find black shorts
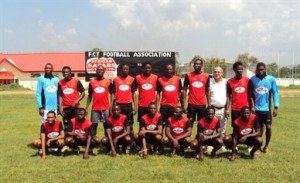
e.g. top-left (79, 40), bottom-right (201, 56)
top-left (138, 106), bottom-right (148, 123)
top-left (231, 110), bottom-right (241, 127)
top-left (239, 136), bottom-right (259, 146)
top-left (63, 107), bottom-right (78, 128)
top-left (202, 138), bottom-right (221, 146)
top-left (255, 111), bottom-right (272, 125)
top-left (145, 135), bottom-right (158, 144)
top-left (187, 104), bottom-right (206, 123)
top-left (160, 105), bottom-right (175, 123)
top-left (117, 103), bottom-right (134, 125)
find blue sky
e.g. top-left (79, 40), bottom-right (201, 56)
top-left (0, 0), bottom-right (299, 66)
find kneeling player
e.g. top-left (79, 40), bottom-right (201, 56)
top-left (190, 106), bottom-right (223, 161)
top-left (32, 111), bottom-right (65, 160)
top-left (134, 102), bottom-right (163, 158)
top-left (64, 108), bottom-right (101, 159)
top-left (224, 106), bottom-right (262, 161)
top-left (101, 104), bottom-right (131, 157)
top-left (162, 107), bottom-right (192, 156)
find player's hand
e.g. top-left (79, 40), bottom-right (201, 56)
top-left (225, 110), bottom-right (230, 119)
top-left (132, 108), bottom-right (136, 115)
top-left (139, 131), bottom-right (146, 137)
top-left (111, 149), bottom-right (117, 157)
top-left (46, 139), bottom-right (51, 146)
top-left (83, 153), bottom-right (89, 159)
top-left (239, 136), bottom-right (247, 143)
top-left (273, 109), bottom-right (278, 117)
top-left (173, 140), bottom-right (180, 149)
top-left (59, 108), bottom-right (65, 117)
top-left (183, 108), bottom-right (187, 114)
top-left (199, 134), bottom-right (208, 141)
top-left (39, 109), bottom-right (44, 117)
top-left (251, 107), bottom-right (255, 114)
top-left (113, 138), bottom-right (118, 146)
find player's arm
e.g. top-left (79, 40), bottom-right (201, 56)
top-left (40, 125), bottom-right (47, 160)
top-left (72, 81), bottom-right (85, 107)
top-left (144, 117), bottom-right (163, 135)
top-left (205, 76), bottom-right (211, 106)
top-left (104, 121), bottom-right (116, 156)
top-left (58, 84), bottom-right (64, 117)
top-left (156, 79), bottom-right (162, 111)
top-left (131, 79), bottom-right (137, 115)
top-left (175, 120), bottom-right (192, 141)
top-left (248, 80), bottom-right (255, 113)
top-left (178, 78), bottom-right (184, 110)
top-left (271, 78), bottom-right (279, 117)
top-left (240, 117), bottom-right (260, 142)
top-left (47, 123), bottom-right (65, 145)
top-left (229, 125), bottom-right (239, 160)
top-left (83, 123), bottom-right (96, 159)
top-left (85, 83), bottom-right (93, 111)
top-left (165, 120), bottom-right (176, 143)
top-left (110, 81), bottom-right (116, 111)
top-left (226, 82), bottom-right (232, 118)
top-left (36, 77), bottom-right (44, 116)
top-left (182, 74), bottom-right (189, 112)
top-left (115, 118), bottom-right (130, 141)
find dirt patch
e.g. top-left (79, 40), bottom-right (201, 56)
top-left (279, 89), bottom-right (300, 96)
top-left (0, 90), bottom-right (34, 95)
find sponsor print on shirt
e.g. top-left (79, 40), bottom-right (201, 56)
top-left (94, 87), bottom-right (105, 93)
top-left (112, 126), bottom-right (123, 132)
top-left (74, 129), bottom-right (86, 134)
top-left (142, 83), bottom-right (153, 90)
top-left (146, 125), bottom-right (157, 130)
top-left (165, 85), bottom-right (176, 92)
top-left (203, 129), bottom-right (213, 136)
top-left (240, 128), bottom-right (252, 135)
top-left (173, 127), bottom-right (184, 134)
top-left (63, 88), bottom-right (75, 95)
top-left (192, 81), bottom-right (203, 88)
top-left (119, 84), bottom-right (130, 91)
top-left (46, 85), bottom-right (57, 93)
top-left (234, 87), bottom-right (245, 93)
top-left (255, 87), bottom-right (269, 95)
top-left (47, 132), bottom-right (59, 139)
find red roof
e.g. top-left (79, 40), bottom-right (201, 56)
top-left (0, 71), bottom-right (14, 79)
top-left (0, 52), bottom-right (85, 72)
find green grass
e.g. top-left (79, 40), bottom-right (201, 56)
top-left (0, 83), bottom-right (30, 91)
top-left (0, 94), bottom-right (299, 183)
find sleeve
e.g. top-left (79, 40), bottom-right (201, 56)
top-left (104, 121), bottom-right (112, 129)
top-left (197, 122), bottom-right (203, 133)
top-left (111, 80), bottom-right (116, 94)
top-left (58, 82), bottom-right (62, 96)
top-left (109, 80), bottom-right (114, 94)
top-left (186, 120), bottom-right (191, 128)
top-left (183, 74), bottom-right (189, 88)
top-left (157, 116), bottom-right (163, 126)
top-left (88, 123), bottom-right (97, 136)
top-left (253, 116), bottom-right (260, 130)
top-left (40, 124), bottom-right (46, 134)
top-left (124, 117), bottom-right (130, 127)
top-left (165, 119), bottom-right (170, 127)
top-left (226, 82), bottom-right (232, 95)
top-left (35, 77), bottom-right (43, 108)
top-left (131, 78), bottom-right (137, 92)
top-left (59, 122), bottom-right (64, 131)
top-left (77, 80), bottom-right (85, 93)
top-left (88, 83), bottom-right (93, 95)
top-left (65, 122), bottom-right (73, 132)
top-left (178, 78), bottom-right (183, 93)
top-left (156, 79), bottom-right (162, 93)
top-left (232, 125), bottom-right (239, 137)
top-left (216, 120), bottom-right (221, 129)
top-left (271, 77), bottom-right (279, 108)
top-left (139, 118), bottom-right (146, 128)
top-left (205, 76), bottom-right (210, 93)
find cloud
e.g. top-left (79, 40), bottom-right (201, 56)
top-left (65, 28), bottom-right (77, 35)
top-left (72, 17), bottom-right (80, 22)
top-left (4, 28), bottom-right (13, 34)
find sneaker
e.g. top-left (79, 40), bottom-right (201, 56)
top-left (48, 148), bottom-right (58, 152)
top-left (247, 147), bottom-right (253, 153)
top-left (73, 147), bottom-right (80, 156)
top-left (262, 146), bottom-right (270, 154)
top-left (221, 146), bottom-right (228, 152)
top-left (61, 146), bottom-right (70, 153)
top-left (154, 150), bottom-right (161, 155)
top-left (38, 149), bottom-right (43, 155)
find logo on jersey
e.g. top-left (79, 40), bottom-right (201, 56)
top-left (74, 129), bottom-right (86, 134)
top-left (46, 85), bottom-right (57, 93)
top-left (165, 85), bottom-right (176, 91)
top-left (203, 129), bottom-right (214, 136)
top-left (119, 84), bottom-right (130, 91)
top-left (255, 87), bottom-right (268, 94)
top-left (47, 132), bottom-right (59, 139)
top-left (63, 88), bottom-right (74, 94)
top-left (173, 127), bottom-right (184, 134)
top-left (146, 124), bottom-right (157, 130)
top-left (234, 87), bottom-right (245, 93)
top-left (241, 128), bottom-right (252, 135)
top-left (112, 126), bottom-right (123, 132)
top-left (142, 83), bottom-right (153, 90)
top-left (192, 81), bottom-right (203, 88)
top-left (95, 87), bottom-right (105, 93)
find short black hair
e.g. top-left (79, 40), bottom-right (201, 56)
top-left (194, 57), bottom-right (204, 64)
top-left (240, 106), bottom-right (250, 113)
top-left (47, 110), bottom-right (56, 117)
top-left (62, 66), bottom-right (72, 73)
top-left (233, 61), bottom-right (243, 70)
top-left (142, 62), bottom-right (152, 68)
top-left (206, 106), bottom-right (215, 113)
top-left (76, 108), bottom-right (86, 114)
top-left (256, 62), bottom-right (266, 70)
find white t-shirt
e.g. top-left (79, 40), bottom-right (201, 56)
top-left (210, 78), bottom-right (227, 108)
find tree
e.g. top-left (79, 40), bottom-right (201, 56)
top-left (236, 53), bottom-right (259, 71)
top-left (203, 57), bottom-right (227, 75)
top-left (91, 48), bottom-right (101, 52)
top-left (188, 55), bottom-right (203, 66)
top-left (266, 62), bottom-right (279, 78)
top-left (279, 66), bottom-right (291, 78)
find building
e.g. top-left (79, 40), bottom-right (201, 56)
top-left (0, 52), bottom-right (88, 90)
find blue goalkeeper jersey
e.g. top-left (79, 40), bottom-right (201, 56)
top-left (250, 74), bottom-right (279, 112)
top-left (35, 75), bottom-right (59, 110)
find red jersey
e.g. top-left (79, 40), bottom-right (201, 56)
top-left (185, 72), bottom-right (209, 105)
top-left (59, 78), bottom-right (81, 108)
top-left (198, 117), bottom-right (219, 136)
top-left (136, 73), bottom-right (158, 107)
top-left (113, 75), bottom-right (135, 104)
top-left (89, 78), bottom-right (111, 110)
top-left (42, 120), bottom-right (61, 140)
top-left (167, 116), bottom-right (190, 138)
top-left (227, 77), bottom-right (250, 110)
top-left (70, 118), bottom-right (92, 139)
top-left (234, 114), bottom-right (256, 137)
top-left (158, 76), bottom-right (182, 107)
top-left (106, 114), bottom-right (127, 138)
top-left (141, 113), bottom-right (162, 131)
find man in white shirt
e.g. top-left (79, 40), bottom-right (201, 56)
top-left (210, 67), bottom-right (228, 138)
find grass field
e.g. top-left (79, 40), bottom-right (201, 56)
top-left (0, 91), bottom-right (299, 183)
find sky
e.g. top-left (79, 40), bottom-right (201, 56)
top-left (0, 0), bottom-right (299, 66)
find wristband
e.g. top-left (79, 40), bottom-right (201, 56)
top-left (210, 136), bottom-right (213, 140)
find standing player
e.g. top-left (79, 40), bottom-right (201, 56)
top-left (157, 64), bottom-right (183, 124)
top-left (135, 62), bottom-right (158, 129)
top-left (251, 62), bottom-right (279, 153)
top-left (32, 111), bottom-right (65, 160)
top-left (227, 61), bottom-right (253, 127)
top-left (183, 58), bottom-right (210, 127)
top-left (134, 102), bottom-right (163, 158)
top-left (162, 107), bottom-right (192, 156)
top-left (101, 104), bottom-right (131, 156)
top-left (36, 63), bottom-right (59, 122)
top-left (111, 63), bottom-right (137, 151)
top-left (190, 107), bottom-right (223, 161)
top-left (64, 108), bottom-right (101, 159)
top-left (224, 106), bottom-right (262, 161)
top-left (86, 65), bottom-right (113, 135)
top-left (58, 66), bottom-right (85, 129)
top-left (210, 66), bottom-right (228, 138)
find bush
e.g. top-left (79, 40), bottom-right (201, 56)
top-left (0, 83), bottom-right (30, 91)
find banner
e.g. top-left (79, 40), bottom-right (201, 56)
top-left (85, 51), bottom-right (176, 81)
